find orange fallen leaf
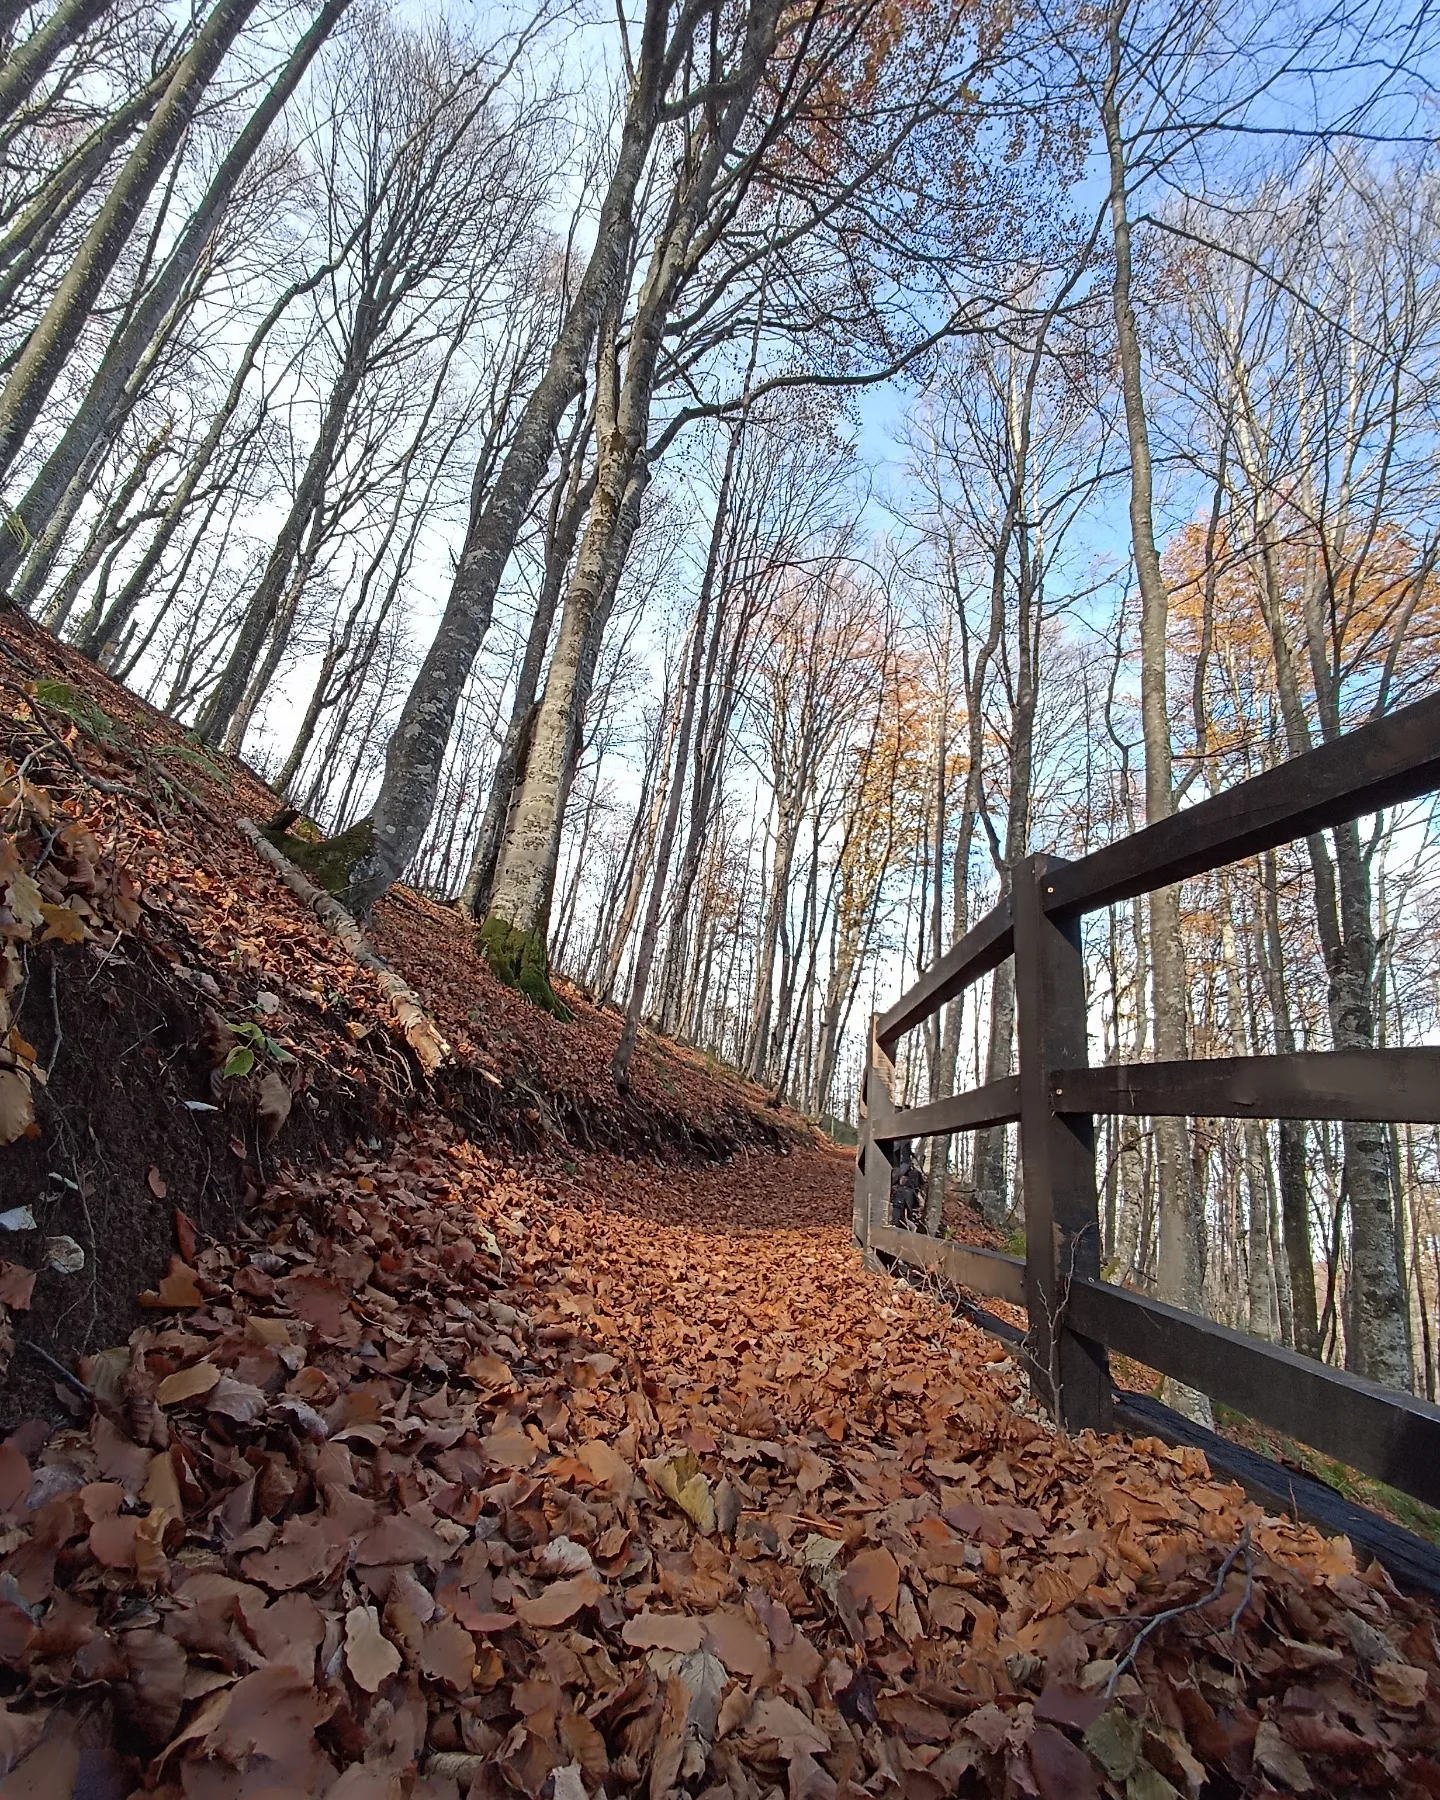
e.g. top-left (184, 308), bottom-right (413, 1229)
top-left (513, 1575), bottom-right (604, 1629)
top-left (156, 1361), bottom-right (220, 1406)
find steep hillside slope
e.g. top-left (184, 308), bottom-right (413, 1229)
top-left (0, 611), bottom-right (1438, 1797)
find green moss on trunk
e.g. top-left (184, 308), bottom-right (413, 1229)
top-left (476, 915), bottom-right (571, 1020)
top-left (261, 817), bottom-right (374, 898)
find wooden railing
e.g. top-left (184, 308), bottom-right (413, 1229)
top-left (855, 689), bottom-right (1440, 1511)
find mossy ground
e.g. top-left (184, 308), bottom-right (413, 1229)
top-left (261, 817), bottom-right (374, 897)
top-left (476, 914), bottom-right (571, 1020)
top-left (1212, 1401), bottom-right (1440, 1544)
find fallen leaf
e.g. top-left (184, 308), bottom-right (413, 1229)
top-left (419, 1617), bottom-right (477, 1691)
top-left (482, 1425), bottom-right (538, 1471)
top-left (147, 1165), bottom-right (167, 1199)
top-left (155, 1360), bottom-right (220, 1406)
top-left (0, 1266), bottom-right (33, 1310)
top-left (622, 1611), bottom-right (705, 1652)
top-left (841, 1546), bottom-right (899, 1615)
top-left (703, 1607), bottom-right (770, 1676)
top-left (1254, 1720), bottom-right (1314, 1793)
top-left (0, 1072), bottom-right (33, 1147)
top-left (138, 1257), bottom-right (202, 1309)
top-left (1373, 1661), bottom-right (1428, 1708)
top-left (344, 1604), bottom-right (401, 1692)
top-left (513, 1575), bottom-right (604, 1629)
top-left (644, 1449), bottom-right (716, 1533)
top-left (257, 1070), bottom-right (291, 1141)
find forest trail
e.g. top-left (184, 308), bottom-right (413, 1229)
top-left (1, 612), bottom-right (1440, 1793)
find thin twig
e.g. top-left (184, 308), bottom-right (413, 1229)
top-left (20, 1339), bottom-right (93, 1403)
top-left (45, 960), bottom-right (61, 1077)
top-left (3, 682), bottom-right (158, 815)
top-left (1105, 1526), bottom-right (1253, 1698)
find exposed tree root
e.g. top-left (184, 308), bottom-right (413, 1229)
top-left (239, 818), bottom-right (451, 1074)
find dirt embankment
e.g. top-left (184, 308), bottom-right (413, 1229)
top-left (0, 609), bottom-right (815, 1429)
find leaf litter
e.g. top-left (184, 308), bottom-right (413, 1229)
top-left (0, 616), bottom-right (1438, 1792)
top-left (0, 1128), bottom-right (1430, 1794)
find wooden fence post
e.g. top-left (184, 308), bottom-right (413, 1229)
top-left (1013, 854), bottom-right (1112, 1433)
top-left (855, 1014), bottom-right (899, 1269)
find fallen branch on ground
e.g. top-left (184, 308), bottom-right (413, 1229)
top-left (238, 818), bottom-right (450, 1076)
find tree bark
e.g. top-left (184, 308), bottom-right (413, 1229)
top-left (611, 430), bottom-right (736, 1090)
top-left (0, 0), bottom-right (261, 489)
top-left (0, 0), bottom-right (351, 586)
top-left (1103, 6), bottom-right (1210, 1423)
top-left (347, 0), bottom-right (682, 913)
top-left (460, 435), bottom-right (594, 916)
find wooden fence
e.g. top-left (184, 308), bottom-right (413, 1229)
top-left (855, 689), bottom-right (1440, 1511)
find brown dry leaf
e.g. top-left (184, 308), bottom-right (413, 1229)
top-left (241, 1515), bottom-right (343, 1592)
top-left (513, 1575), bottom-right (604, 1629)
top-left (251, 1592), bottom-right (325, 1674)
top-left (196, 1663), bottom-right (335, 1767)
top-left (0, 1071), bottom-right (33, 1147)
top-left (1254, 1720), bottom-right (1314, 1792)
top-left (88, 1513), bottom-right (139, 1569)
top-left (578, 1438), bottom-right (633, 1499)
top-left (146, 1165), bottom-right (167, 1198)
top-left (1372, 1661), bottom-right (1428, 1708)
top-left (841, 1546), bottom-right (899, 1615)
top-left (644, 1449), bottom-right (716, 1534)
top-left (139, 1257), bottom-right (203, 1309)
top-left (134, 1509), bottom-right (170, 1588)
top-left (344, 1603), bottom-right (401, 1693)
top-left (140, 1455), bottom-right (182, 1521)
top-left (703, 1608), bottom-right (770, 1676)
top-left (464, 1350), bottom-right (512, 1389)
top-left (419, 1617), bottom-right (476, 1691)
top-left (622, 1612), bottom-right (705, 1652)
top-left (743, 1695), bottom-right (829, 1759)
top-left (0, 1739), bottom-right (80, 1798)
top-left (1028, 1723), bottom-right (1101, 1800)
top-left (155, 1360), bottom-right (220, 1406)
top-left (483, 1424), bottom-right (538, 1470)
top-left (0, 1266), bottom-right (33, 1311)
top-left (205, 1375), bottom-right (268, 1422)
top-left (37, 902), bottom-right (86, 944)
top-left (257, 1069), bottom-right (291, 1141)
top-left (279, 1271), bottom-right (349, 1337)
top-left (0, 1446), bottom-right (29, 1516)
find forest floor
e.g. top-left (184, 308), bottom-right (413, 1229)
top-left (1, 606), bottom-right (1440, 1796)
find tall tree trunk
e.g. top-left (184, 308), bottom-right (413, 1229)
top-left (0, 0), bottom-right (351, 584)
top-left (77, 264), bottom-right (324, 660)
top-left (1258, 850), bottom-right (1320, 1354)
top-left (612, 459), bottom-right (732, 1089)
top-left (0, 0), bottom-right (114, 130)
top-left (348, 0), bottom-right (682, 912)
top-left (460, 437), bottom-right (594, 917)
top-left (1103, 7), bottom-right (1210, 1423)
top-left (194, 353), bottom-right (362, 745)
top-left (0, 0), bottom-right (261, 489)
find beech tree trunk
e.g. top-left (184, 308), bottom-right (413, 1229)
top-left (1103, 7), bottom-right (1210, 1423)
top-left (347, 0), bottom-right (680, 913)
top-left (0, 0), bottom-right (351, 587)
top-left (0, 0), bottom-right (261, 490)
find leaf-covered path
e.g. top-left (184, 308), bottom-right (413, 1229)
top-left (2, 614), bottom-right (1440, 1794)
top-left (3, 1124), bottom-right (1438, 1794)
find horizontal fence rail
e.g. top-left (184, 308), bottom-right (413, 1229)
top-left (855, 685), bottom-right (1440, 1511)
